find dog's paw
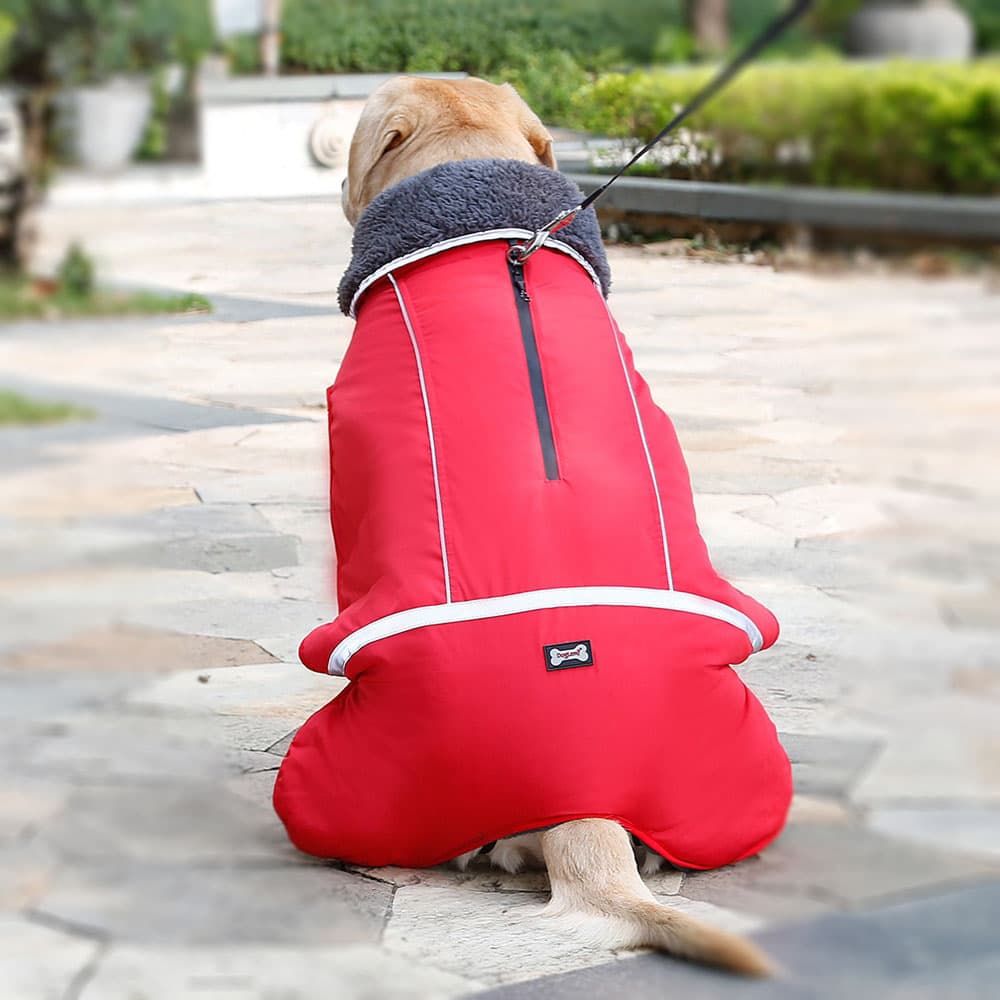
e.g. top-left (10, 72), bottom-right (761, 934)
top-left (638, 846), bottom-right (667, 876)
top-left (451, 848), bottom-right (483, 871)
top-left (488, 833), bottom-right (545, 873)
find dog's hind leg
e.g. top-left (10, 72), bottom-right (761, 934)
top-left (541, 819), bottom-right (775, 976)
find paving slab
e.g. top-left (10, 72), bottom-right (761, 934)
top-left (109, 421), bottom-right (330, 479)
top-left (384, 884), bottom-right (626, 986)
top-left (0, 481), bottom-right (198, 520)
top-left (31, 862), bottom-right (391, 946)
top-left (786, 795), bottom-right (852, 826)
top-left (191, 469), bottom-right (330, 505)
top-left (253, 632), bottom-right (317, 663)
top-left (349, 863), bottom-right (552, 895)
top-left (851, 694), bottom-right (1000, 803)
top-left (732, 643), bottom-right (849, 735)
top-left (96, 502), bottom-right (302, 574)
top-left (1, 565), bottom-right (292, 616)
top-left (120, 595), bottom-right (331, 647)
top-left (16, 708), bottom-right (233, 785)
top-left (0, 840), bottom-right (61, 910)
top-left (476, 881), bottom-right (1000, 999)
top-left (710, 542), bottom-right (873, 592)
top-left (680, 822), bottom-right (999, 915)
top-left (2, 626), bottom-right (278, 672)
top-left (80, 943), bottom-right (478, 1000)
top-left (38, 780), bottom-right (294, 866)
top-left (125, 662), bottom-right (343, 750)
top-left (0, 669), bottom-right (137, 720)
top-left (0, 915), bottom-right (101, 1000)
top-left (0, 777), bottom-right (68, 846)
top-left (780, 733), bottom-right (884, 799)
top-left (384, 882), bottom-right (764, 989)
top-left (0, 376), bottom-right (304, 472)
top-left (868, 806), bottom-right (1000, 860)
top-left (1, 509), bottom-right (300, 577)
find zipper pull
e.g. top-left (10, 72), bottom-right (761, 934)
top-left (510, 262), bottom-right (531, 303)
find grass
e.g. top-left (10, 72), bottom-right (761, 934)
top-left (0, 276), bottom-right (211, 321)
top-left (0, 389), bottom-right (95, 427)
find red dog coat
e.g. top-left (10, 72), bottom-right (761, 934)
top-left (273, 161), bottom-right (792, 870)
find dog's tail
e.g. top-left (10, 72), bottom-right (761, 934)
top-left (540, 819), bottom-right (774, 977)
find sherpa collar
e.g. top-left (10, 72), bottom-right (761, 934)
top-left (338, 159), bottom-right (611, 316)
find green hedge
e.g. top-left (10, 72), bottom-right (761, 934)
top-left (566, 60), bottom-right (1000, 195)
top-left (279, 0), bottom-right (998, 77)
top-left (281, 0), bottom-right (677, 75)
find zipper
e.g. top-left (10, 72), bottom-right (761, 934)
top-left (507, 248), bottom-right (560, 481)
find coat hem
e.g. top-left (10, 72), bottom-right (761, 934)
top-left (327, 585), bottom-right (765, 675)
top-left (291, 809), bottom-right (789, 873)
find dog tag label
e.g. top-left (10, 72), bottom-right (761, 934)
top-left (544, 640), bottom-right (594, 671)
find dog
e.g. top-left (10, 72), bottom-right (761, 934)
top-left (273, 76), bottom-right (791, 977)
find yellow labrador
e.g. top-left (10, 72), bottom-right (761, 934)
top-left (341, 76), bottom-right (554, 226)
top-left (337, 74), bottom-right (773, 978)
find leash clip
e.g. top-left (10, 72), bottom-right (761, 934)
top-left (507, 206), bottom-right (580, 265)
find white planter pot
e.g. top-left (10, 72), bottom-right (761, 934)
top-left (71, 78), bottom-right (153, 172)
top-left (212, 0), bottom-right (264, 39)
top-left (847, 1), bottom-right (974, 60)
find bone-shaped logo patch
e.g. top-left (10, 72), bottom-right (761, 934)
top-left (549, 643), bottom-right (589, 666)
top-left (543, 639), bottom-right (594, 671)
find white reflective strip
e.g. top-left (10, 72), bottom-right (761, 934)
top-left (604, 301), bottom-right (674, 590)
top-left (328, 586), bottom-right (763, 674)
top-left (350, 229), bottom-right (600, 317)
top-left (389, 273), bottom-right (452, 604)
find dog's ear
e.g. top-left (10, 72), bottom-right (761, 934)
top-left (526, 123), bottom-right (556, 169)
top-left (357, 110), bottom-right (415, 181)
top-left (505, 84), bottom-right (556, 169)
top-left (344, 104), bottom-right (416, 225)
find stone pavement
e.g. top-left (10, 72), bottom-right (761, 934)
top-left (2, 195), bottom-right (998, 999)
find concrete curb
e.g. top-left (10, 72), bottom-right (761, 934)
top-left (198, 72), bottom-right (467, 104)
top-left (562, 172), bottom-right (1000, 241)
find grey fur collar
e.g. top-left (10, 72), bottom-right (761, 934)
top-left (338, 159), bottom-right (610, 315)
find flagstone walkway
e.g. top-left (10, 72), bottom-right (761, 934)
top-left (2, 195), bottom-right (998, 999)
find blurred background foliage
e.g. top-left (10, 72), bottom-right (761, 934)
top-left (0, 1), bottom-right (214, 86)
top-left (574, 60), bottom-right (1000, 194)
top-left (0, 1), bottom-right (997, 200)
top-left (274, 0), bottom-right (998, 194)
top-left (278, 0), bottom-right (999, 80)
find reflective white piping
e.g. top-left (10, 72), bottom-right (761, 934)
top-left (389, 273), bottom-right (452, 603)
top-left (604, 302), bottom-right (674, 590)
top-left (327, 586), bottom-right (763, 674)
top-left (350, 229), bottom-right (600, 318)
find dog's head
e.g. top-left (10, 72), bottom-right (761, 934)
top-left (342, 76), bottom-right (556, 227)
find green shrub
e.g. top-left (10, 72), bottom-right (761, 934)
top-left (965, 0), bottom-right (1000, 52)
top-left (569, 59), bottom-right (1000, 195)
top-left (0, 389), bottom-right (93, 426)
top-left (281, 0), bottom-right (681, 75)
top-left (0, 12), bottom-right (14, 75)
top-left (136, 68), bottom-right (170, 160)
top-left (495, 51), bottom-right (592, 126)
top-left (56, 242), bottom-right (95, 297)
top-left (224, 32), bottom-right (262, 75)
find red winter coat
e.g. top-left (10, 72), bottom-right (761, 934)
top-left (274, 162), bottom-right (791, 871)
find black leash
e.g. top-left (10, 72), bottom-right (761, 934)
top-left (509, 0), bottom-right (814, 264)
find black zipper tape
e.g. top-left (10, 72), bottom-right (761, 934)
top-left (507, 251), bottom-right (560, 481)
